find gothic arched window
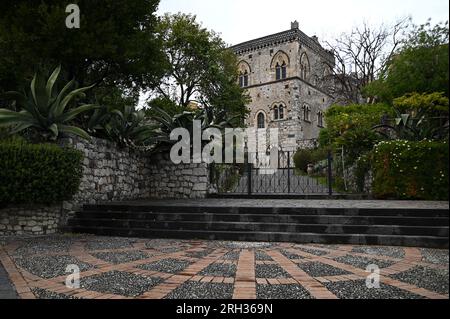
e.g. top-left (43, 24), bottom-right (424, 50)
top-left (300, 53), bottom-right (310, 81)
top-left (302, 104), bottom-right (311, 122)
top-left (239, 70), bottom-right (249, 87)
top-left (279, 105), bottom-right (284, 119)
top-left (257, 112), bottom-right (266, 128)
top-left (238, 61), bottom-right (251, 87)
top-left (273, 106), bottom-right (279, 120)
top-left (276, 63), bottom-right (281, 80)
top-left (317, 111), bottom-right (324, 127)
top-left (271, 51), bottom-right (289, 81)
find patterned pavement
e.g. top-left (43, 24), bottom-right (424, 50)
top-left (0, 235), bottom-right (448, 299)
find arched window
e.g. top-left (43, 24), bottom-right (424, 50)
top-left (281, 62), bottom-right (287, 79)
top-left (279, 105), bottom-right (284, 119)
top-left (276, 63), bottom-right (281, 81)
top-left (302, 104), bottom-right (311, 122)
top-left (238, 61), bottom-right (251, 87)
top-left (300, 53), bottom-right (310, 81)
top-left (239, 70), bottom-right (249, 87)
top-left (272, 104), bottom-right (285, 121)
top-left (317, 111), bottom-right (324, 127)
top-left (273, 106), bottom-right (279, 121)
top-left (271, 51), bottom-right (289, 81)
top-left (257, 112), bottom-right (265, 129)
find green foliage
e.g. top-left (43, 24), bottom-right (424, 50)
top-left (153, 13), bottom-right (249, 123)
top-left (102, 104), bottom-right (157, 148)
top-left (393, 92), bottom-right (449, 115)
top-left (372, 140), bottom-right (449, 200)
top-left (364, 21), bottom-right (449, 102)
top-left (373, 93), bottom-right (449, 141)
top-left (148, 105), bottom-right (239, 153)
top-left (0, 65), bottom-right (98, 141)
top-left (324, 103), bottom-right (394, 164)
top-left (0, 139), bottom-right (83, 204)
top-left (294, 148), bottom-right (329, 173)
top-left (0, 0), bottom-right (165, 97)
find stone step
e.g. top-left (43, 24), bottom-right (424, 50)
top-left (65, 225), bottom-right (449, 248)
top-left (68, 218), bottom-right (449, 237)
top-left (82, 205), bottom-right (449, 217)
top-left (73, 211), bottom-right (449, 227)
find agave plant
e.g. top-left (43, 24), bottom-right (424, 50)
top-left (147, 105), bottom-right (240, 153)
top-left (0, 66), bottom-right (99, 141)
top-left (103, 104), bottom-right (159, 147)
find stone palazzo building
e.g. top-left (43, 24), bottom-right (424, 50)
top-left (231, 21), bottom-right (335, 152)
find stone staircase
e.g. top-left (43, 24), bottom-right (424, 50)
top-left (65, 202), bottom-right (449, 248)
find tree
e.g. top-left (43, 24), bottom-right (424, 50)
top-left (364, 20), bottom-right (449, 102)
top-left (324, 19), bottom-right (409, 104)
top-left (0, 0), bottom-right (165, 99)
top-left (148, 13), bottom-right (249, 124)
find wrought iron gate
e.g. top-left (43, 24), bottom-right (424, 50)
top-left (210, 150), bottom-right (333, 196)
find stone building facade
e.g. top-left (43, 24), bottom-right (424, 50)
top-left (231, 21), bottom-right (335, 152)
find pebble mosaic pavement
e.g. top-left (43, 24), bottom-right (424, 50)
top-left (0, 235), bottom-right (448, 299)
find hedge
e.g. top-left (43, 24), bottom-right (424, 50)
top-left (372, 140), bottom-right (449, 200)
top-left (0, 139), bottom-right (83, 204)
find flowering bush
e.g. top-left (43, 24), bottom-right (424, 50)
top-left (372, 140), bottom-right (449, 200)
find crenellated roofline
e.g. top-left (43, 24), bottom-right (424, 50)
top-left (230, 28), bottom-right (334, 64)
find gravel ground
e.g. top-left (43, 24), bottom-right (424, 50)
top-left (255, 250), bottom-right (273, 261)
top-left (14, 255), bottom-right (95, 279)
top-left (420, 249), bottom-right (449, 265)
top-left (222, 250), bottom-right (241, 260)
top-left (92, 250), bottom-right (150, 264)
top-left (324, 280), bottom-right (424, 299)
top-left (391, 266), bottom-right (449, 294)
top-left (352, 246), bottom-right (405, 259)
top-left (209, 241), bottom-right (273, 249)
top-left (333, 255), bottom-right (397, 270)
top-left (138, 258), bottom-right (192, 274)
top-left (257, 284), bottom-right (313, 299)
top-left (31, 288), bottom-right (78, 299)
top-left (85, 238), bottom-right (135, 251)
top-left (81, 271), bottom-right (162, 297)
top-left (13, 236), bottom-right (73, 256)
top-left (145, 239), bottom-right (187, 248)
top-left (297, 262), bottom-right (352, 277)
top-left (155, 246), bottom-right (185, 253)
top-left (294, 247), bottom-right (329, 256)
top-left (280, 250), bottom-right (304, 260)
top-left (164, 282), bottom-right (234, 299)
top-left (256, 264), bottom-right (291, 279)
top-left (199, 263), bottom-right (237, 277)
top-left (186, 249), bottom-right (215, 259)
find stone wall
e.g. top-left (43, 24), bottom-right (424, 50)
top-left (0, 206), bottom-right (62, 236)
top-left (1, 136), bottom-right (210, 236)
top-left (61, 136), bottom-right (209, 211)
top-left (146, 154), bottom-right (210, 199)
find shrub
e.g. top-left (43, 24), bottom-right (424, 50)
top-left (294, 149), bottom-right (314, 173)
top-left (0, 139), bottom-right (83, 204)
top-left (294, 148), bottom-right (329, 173)
top-left (372, 140), bottom-right (449, 200)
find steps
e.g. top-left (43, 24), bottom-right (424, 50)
top-left (65, 203), bottom-right (450, 248)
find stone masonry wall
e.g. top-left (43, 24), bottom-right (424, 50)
top-left (0, 206), bottom-right (62, 236)
top-left (61, 136), bottom-right (209, 212)
top-left (1, 136), bottom-right (209, 236)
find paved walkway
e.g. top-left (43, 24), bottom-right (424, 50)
top-left (111, 199), bottom-right (449, 210)
top-left (0, 235), bottom-right (448, 299)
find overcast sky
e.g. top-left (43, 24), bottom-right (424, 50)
top-left (157, 0), bottom-right (449, 45)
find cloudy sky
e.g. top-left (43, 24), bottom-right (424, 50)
top-left (157, 0), bottom-right (449, 45)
